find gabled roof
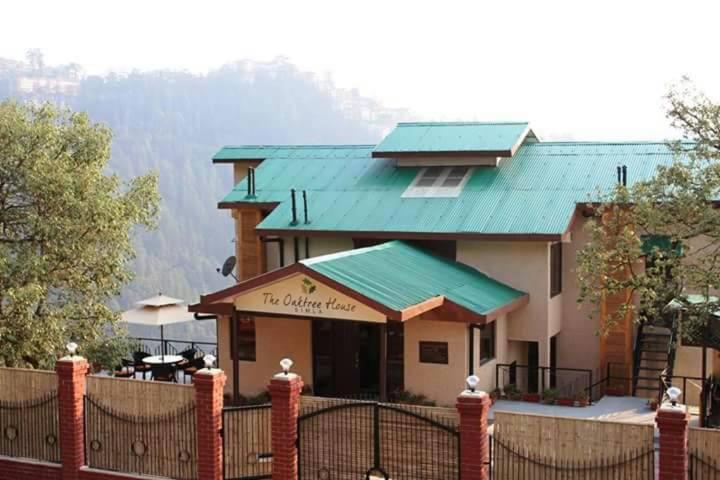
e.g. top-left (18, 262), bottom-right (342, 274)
top-left (217, 141), bottom-right (678, 237)
top-left (189, 241), bottom-right (528, 322)
top-left (372, 121), bottom-right (532, 157)
top-left (303, 241), bottom-right (527, 316)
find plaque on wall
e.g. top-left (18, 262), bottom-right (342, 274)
top-left (419, 341), bottom-right (449, 364)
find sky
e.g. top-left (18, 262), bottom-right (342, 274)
top-left (2, 0), bottom-right (720, 141)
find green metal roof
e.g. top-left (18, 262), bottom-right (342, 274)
top-left (213, 145), bottom-right (374, 162)
top-left (218, 141), bottom-right (678, 236)
top-left (372, 122), bottom-right (530, 155)
top-left (302, 241), bottom-right (526, 316)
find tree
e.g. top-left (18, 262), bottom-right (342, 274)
top-left (577, 78), bottom-right (720, 339)
top-left (0, 101), bottom-right (159, 368)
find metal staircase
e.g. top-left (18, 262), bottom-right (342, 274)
top-left (632, 323), bottom-right (674, 398)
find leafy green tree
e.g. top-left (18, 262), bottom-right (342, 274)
top-left (0, 101), bottom-right (159, 368)
top-left (577, 79), bottom-right (720, 339)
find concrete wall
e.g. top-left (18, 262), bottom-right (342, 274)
top-left (458, 241), bottom-right (554, 368)
top-left (218, 314), bottom-right (313, 397)
top-left (403, 317), bottom-right (468, 407)
top-left (558, 216), bottom-right (602, 373)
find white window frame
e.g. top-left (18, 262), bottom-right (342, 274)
top-left (402, 166), bottom-right (474, 198)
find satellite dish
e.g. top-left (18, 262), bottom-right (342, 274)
top-left (220, 256), bottom-right (237, 277)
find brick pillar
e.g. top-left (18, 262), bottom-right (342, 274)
top-left (56, 356), bottom-right (88, 480)
top-left (194, 368), bottom-right (227, 480)
top-left (268, 372), bottom-right (303, 480)
top-left (656, 402), bottom-right (690, 480)
top-left (456, 389), bottom-right (491, 480)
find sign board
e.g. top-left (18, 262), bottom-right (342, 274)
top-left (234, 273), bottom-right (387, 323)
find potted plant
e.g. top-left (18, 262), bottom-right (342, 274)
top-left (542, 388), bottom-right (559, 405)
top-left (490, 388), bottom-right (502, 404)
top-left (574, 391), bottom-right (589, 407)
top-left (647, 398), bottom-right (659, 411)
top-left (522, 392), bottom-right (541, 403)
top-left (504, 384), bottom-right (522, 401)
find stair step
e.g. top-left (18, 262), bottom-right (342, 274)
top-left (641, 348), bottom-right (667, 353)
top-left (634, 385), bottom-right (659, 390)
top-left (638, 367), bottom-right (664, 372)
top-left (636, 376), bottom-right (661, 381)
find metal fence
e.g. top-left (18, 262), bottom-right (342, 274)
top-left (222, 404), bottom-right (272, 480)
top-left (489, 436), bottom-right (655, 479)
top-left (297, 398), bottom-right (459, 480)
top-left (690, 451), bottom-right (720, 479)
top-left (496, 363), bottom-right (593, 401)
top-left (84, 394), bottom-right (197, 480)
top-left (0, 391), bottom-right (60, 463)
top-left (134, 337), bottom-right (217, 357)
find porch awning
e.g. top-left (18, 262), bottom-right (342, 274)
top-left (190, 241), bottom-right (528, 323)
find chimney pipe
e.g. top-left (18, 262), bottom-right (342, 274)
top-left (250, 167), bottom-right (256, 196)
top-left (290, 189), bottom-right (298, 225)
top-left (622, 165), bottom-right (627, 187)
top-left (303, 190), bottom-right (309, 224)
top-left (247, 168), bottom-right (253, 197)
top-left (616, 165), bottom-right (622, 184)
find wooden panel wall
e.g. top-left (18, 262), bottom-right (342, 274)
top-left (0, 368), bottom-right (57, 402)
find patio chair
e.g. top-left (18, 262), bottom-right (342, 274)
top-left (113, 359), bottom-right (135, 378)
top-left (176, 347), bottom-right (197, 369)
top-left (181, 357), bottom-right (206, 383)
top-left (150, 364), bottom-right (177, 383)
top-left (132, 351), bottom-right (152, 380)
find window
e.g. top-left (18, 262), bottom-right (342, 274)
top-left (479, 323), bottom-right (496, 364)
top-left (402, 166), bottom-right (473, 198)
top-left (419, 341), bottom-right (449, 364)
top-left (234, 315), bottom-right (256, 361)
top-left (550, 242), bottom-right (562, 297)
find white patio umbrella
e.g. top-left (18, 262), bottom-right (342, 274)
top-left (121, 294), bottom-right (193, 359)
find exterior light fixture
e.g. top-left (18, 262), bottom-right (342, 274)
top-left (466, 375), bottom-right (480, 393)
top-left (667, 387), bottom-right (682, 406)
top-left (280, 358), bottom-right (294, 375)
top-left (66, 342), bottom-right (78, 356)
top-left (203, 354), bottom-right (216, 369)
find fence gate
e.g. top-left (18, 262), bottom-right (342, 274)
top-left (297, 401), bottom-right (459, 480)
top-left (222, 404), bottom-right (272, 480)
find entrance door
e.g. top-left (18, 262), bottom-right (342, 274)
top-left (312, 320), bottom-right (382, 398)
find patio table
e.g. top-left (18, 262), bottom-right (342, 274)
top-left (142, 354), bottom-right (183, 365)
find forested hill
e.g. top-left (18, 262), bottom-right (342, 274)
top-left (0, 56), bottom-right (407, 340)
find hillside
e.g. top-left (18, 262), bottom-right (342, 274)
top-left (0, 55), bottom-right (408, 341)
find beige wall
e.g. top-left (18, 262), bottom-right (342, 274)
top-left (558, 216), bottom-right (602, 373)
top-left (458, 240), bottom-right (553, 367)
top-left (218, 314), bottom-right (313, 397)
top-left (403, 317), bottom-right (468, 407)
top-left (266, 236), bottom-right (354, 271)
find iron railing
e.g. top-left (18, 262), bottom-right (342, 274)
top-left (84, 394), bottom-right (197, 480)
top-left (222, 404), bottom-right (272, 480)
top-left (632, 320), bottom-right (646, 396)
top-left (495, 363), bottom-right (593, 402)
top-left (489, 436), bottom-right (655, 479)
top-left (690, 449), bottom-right (720, 479)
top-left (297, 399), bottom-right (459, 480)
top-left (0, 391), bottom-right (60, 463)
top-left (586, 362), bottom-right (633, 402)
top-left (133, 337), bottom-right (217, 357)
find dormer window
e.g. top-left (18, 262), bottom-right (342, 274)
top-left (402, 166), bottom-right (473, 198)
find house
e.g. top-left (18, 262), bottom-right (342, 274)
top-left (190, 121), bottom-right (720, 406)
